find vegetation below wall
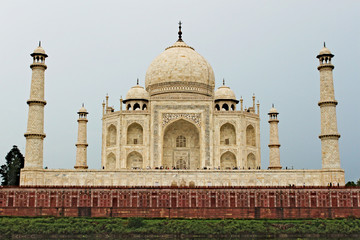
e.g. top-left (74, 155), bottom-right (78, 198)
top-left (0, 217), bottom-right (360, 239)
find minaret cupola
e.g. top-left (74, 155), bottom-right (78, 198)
top-left (317, 42), bottom-right (334, 67)
top-left (31, 41), bottom-right (48, 67)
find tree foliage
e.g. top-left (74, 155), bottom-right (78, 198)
top-left (345, 179), bottom-right (360, 187)
top-left (0, 145), bottom-right (24, 186)
top-left (0, 217), bottom-right (360, 237)
top-left (345, 181), bottom-right (356, 187)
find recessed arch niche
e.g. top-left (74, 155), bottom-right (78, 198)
top-left (246, 125), bottom-right (256, 146)
top-left (106, 153), bottom-right (116, 169)
top-left (106, 125), bottom-right (117, 146)
top-left (220, 151), bottom-right (236, 169)
top-left (127, 123), bottom-right (143, 145)
top-left (220, 123), bottom-right (236, 145)
top-left (127, 151), bottom-right (143, 169)
top-left (247, 153), bottom-right (256, 169)
top-left (162, 119), bottom-right (200, 169)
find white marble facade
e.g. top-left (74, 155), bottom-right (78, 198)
top-left (20, 31), bottom-right (345, 187)
top-left (101, 39), bottom-right (261, 172)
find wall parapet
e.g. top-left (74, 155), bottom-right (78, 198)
top-left (0, 186), bottom-right (359, 219)
top-left (20, 168), bottom-right (345, 187)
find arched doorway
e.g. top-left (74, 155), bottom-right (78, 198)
top-left (163, 119), bottom-right (200, 169)
top-left (220, 151), bottom-right (236, 169)
top-left (246, 125), bottom-right (256, 146)
top-left (220, 123), bottom-right (236, 145)
top-left (127, 151), bottom-right (143, 169)
top-left (106, 125), bottom-right (117, 146)
top-left (247, 153), bottom-right (256, 169)
top-left (106, 153), bottom-right (116, 169)
top-left (127, 123), bottom-right (143, 145)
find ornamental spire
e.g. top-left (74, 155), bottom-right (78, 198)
top-left (178, 21), bottom-right (183, 42)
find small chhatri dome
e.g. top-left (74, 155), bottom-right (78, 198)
top-left (30, 41), bottom-right (48, 58)
top-left (214, 80), bottom-right (237, 101)
top-left (33, 46), bottom-right (46, 54)
top-left (319, 47), bottom-right (332, 55)
top-left (317, 42), bottom-right (333, 58)
top-left (78, 104), bottom-right (88, 114)
top-left (269, 104), bottom-right (278, 114)
top-left (145, 22), bottom-right (215, 97)
top-left (125, 83), bottom-right (150, 101)
top-left (32, 41), bottom-right (47, 56)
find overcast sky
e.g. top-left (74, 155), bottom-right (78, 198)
top-left (0, 1), bottom-right (359, 182)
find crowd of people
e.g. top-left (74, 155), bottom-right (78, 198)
top-left (130, 166), bottom-right (263, 170)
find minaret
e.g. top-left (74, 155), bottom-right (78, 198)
top-left (317, 43), bottom-right (341, 169)
top-left (268, 105), bottom-right (282, 170)
top-left (24, 42), bottom-right (48, 169)
top-left (240, 97), bottom-right (243, 111)
top-left (74, 105), bottom-right (89, 169)
top-left (252, 94), bottom-right (256, 109)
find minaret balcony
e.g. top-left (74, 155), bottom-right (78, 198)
top-left (317, 64), bottom-right (334, 70)
top-left (318, 100), bottom-right (338, 107)
top-left (30, 63), bottom-right (47, 69)
top-left (27, 99), bottom-right (47, 105)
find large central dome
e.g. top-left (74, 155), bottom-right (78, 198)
top-left (145, 40), bottom-right (215, 97)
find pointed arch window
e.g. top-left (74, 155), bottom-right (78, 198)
top-left (176, 135), bottom-right (186, 148)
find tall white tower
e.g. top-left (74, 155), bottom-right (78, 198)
top-left (317, 44), bottom-right (341, 169)
top-left (24, 42), bottom-right (48, 169)
top-left (268, 105), bottom-right (282, 170)
top-left (74, 105), bottom-right (89, 169)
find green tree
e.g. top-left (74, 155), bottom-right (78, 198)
top-left (0, 145), bottom-right (24, 186)
top-left (357, 179), bottom-right (360, 187)
top-left (345, 181), bottom-right (356, 187)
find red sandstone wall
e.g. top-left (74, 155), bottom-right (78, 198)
top-left (0, 186), bottom-right (359, 219)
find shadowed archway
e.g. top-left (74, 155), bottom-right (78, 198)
top-left (162, 119), bottom-right (200, 169)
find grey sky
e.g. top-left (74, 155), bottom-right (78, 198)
top-left (0, 1), bottom-right (359, 182)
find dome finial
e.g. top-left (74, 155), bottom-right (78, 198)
top-left (39, 41), bottom-right (41, 47)
top-left (82, 103), bottom-right (84, 107)
top-left (272, 103), bottom-right (274, 108)
top-left (178, 21), bottom-right (183, 42)
top-left (223, 78), bottom-right (225, 86)
top-left (137, 78), bottom-right (139, 85)
top-left (324, 41), bottom-right (326, 48)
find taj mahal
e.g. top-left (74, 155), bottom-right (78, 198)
top-left (20, 24), bottom-right (345, 187)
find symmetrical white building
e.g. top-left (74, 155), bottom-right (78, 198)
top-left (20, 26), bottom-right (344, 187)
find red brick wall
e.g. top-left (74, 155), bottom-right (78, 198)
top-left (0, 186), bottom-right (359, 219)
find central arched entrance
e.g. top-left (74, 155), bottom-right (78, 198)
top-left (163, 119), bottom-right (200, 169)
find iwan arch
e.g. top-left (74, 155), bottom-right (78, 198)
top-left (20, 24), bottom-right (344, 187)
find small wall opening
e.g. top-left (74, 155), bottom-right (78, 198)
top-left (133, 103), bottom-right (141, 111)
top-left (222, 103), bottom-right (229, 111)
top-left (215, 104), bottom-right (220, 111)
